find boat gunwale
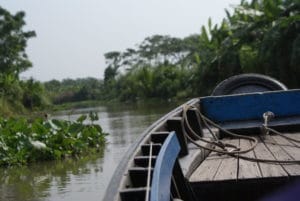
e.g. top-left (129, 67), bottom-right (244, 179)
top-left (105, 89), bottom-right (300, 201)
top-left (103, 98), bottom-right (199, 201)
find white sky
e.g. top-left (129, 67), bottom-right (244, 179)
top-left (1, 0), bottom-right (240, 81)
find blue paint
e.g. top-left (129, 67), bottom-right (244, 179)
top-left (200, 90), bottom-right (300, 122)
top-left (150, 132), bottom-right (180, 201)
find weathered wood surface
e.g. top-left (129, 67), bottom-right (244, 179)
top-left (213, 139), bottom-right (239, 181)
top-left (189, 139), bottom-right (237, 182)
top-left (179, 139), bottom-right (211, 178)
top-left (189, 132), bottom-right (300, 183)
top-left (253, 136), bottom-right (287, 178)
top-left (267, 134), bottom-right (300, 175)
top-left (238, 138), bottom-right (261, 179)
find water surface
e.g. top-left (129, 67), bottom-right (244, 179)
top-left (0, 102), bottom-right (178, 201)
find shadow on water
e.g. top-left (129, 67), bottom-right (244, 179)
top-left (0, 100), bottom-right (180, 201)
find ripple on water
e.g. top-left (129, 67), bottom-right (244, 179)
top-left (0, 102), bottom-right (177, 201)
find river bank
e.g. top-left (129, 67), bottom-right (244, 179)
top-left (0, 112), bottom-right (107, 167)
top-left (0, 101), bottom-right (179, 201)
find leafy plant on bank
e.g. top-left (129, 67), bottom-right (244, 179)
top-left (0, 112), bottom-right (108, 166)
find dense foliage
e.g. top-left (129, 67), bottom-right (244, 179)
top-left (39, 0), bottom-right (299, 105)
top-left (0, 6), bottom-right (49, 115)
top-left (0, 112), bottom-right (107, 166)
top-left (44, 77), bottom-right (103, 104)
top-left (97, 0), bottom-right (299, 100)
top-left (2, 0), bottom-right (299, 106)
top-left (0, 7), bottom-right (108, 167)
top-left (1, 0), bottom-right (297, 165)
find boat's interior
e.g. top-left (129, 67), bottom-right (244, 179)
top-left (186, 131), bottom-right (300, 201)
top-left (115, 90), bottom-right (300, 201)
top-left (183, 90), bottom-right (300, 201)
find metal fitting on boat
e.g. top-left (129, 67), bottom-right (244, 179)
top-left (262, 111), bottom-right (275, 136)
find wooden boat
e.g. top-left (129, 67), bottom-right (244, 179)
top-left (104, 74), bottom-right (300, 201)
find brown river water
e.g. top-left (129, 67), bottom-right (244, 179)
top-left (0, 102), bottom-right (178, 201)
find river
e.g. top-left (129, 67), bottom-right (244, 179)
top-left (0, 101), bottom-right (178, 201)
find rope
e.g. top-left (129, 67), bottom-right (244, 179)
top-left (182, 105), bottom-right (257, 154)
top-left (266, 127), bottom-right (300, 144)
top-left (182, 104), bottom-right (300, 164)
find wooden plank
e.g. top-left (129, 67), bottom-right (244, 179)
top-left (265, 132), bottom-right (300, 148)
top-left (190, 138), bottom-right (240, 182)
top-left (284, 132), bottom-right (300, 138)
top-left (202, 127), bottom-right (220, 139)
top-left (268, 134), bottom-right (300, 176)
top-left (179, 139), bottom-right (211, 178)
top-left (206, 138), bottom-right (236, 160)
top-left (120, 187), bottom-right (147, 201)
top-left (189, 156), bottom-right (223, 182)
top-left (253, 138), bottom-right (288, 178)
top-left (213, 139), bottom-right (239, 181)
top-left (190, 133), bottom-right (298, 183)
top-left (189, 144), bottom-right (227, 182)
top-left (167, 118), bottom-right (188, 156)
top-left (213, 158), bottom-right (237, 181)
top-left (238, 139), bottom-right (261, 179)
top-left (281, 132), bottom-right (300, 147)
top-left (205, 152), bottom-right (230, 160)
top-left (270, 135), bottom-right (300, 160)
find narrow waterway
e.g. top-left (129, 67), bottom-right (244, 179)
top-left (0, 102), bottom-right (178, 201)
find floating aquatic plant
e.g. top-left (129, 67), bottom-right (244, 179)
top-left (0, 112), bottom-right (108, 166)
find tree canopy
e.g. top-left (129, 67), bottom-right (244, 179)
top-left (2, 1), bottom-right (299, 109)
top-left (100, 0), bottom-right (300, 101)
top-left (0, 6), bottom-right (48, 115)
top-left (0, 7), bottom-right (36, 77)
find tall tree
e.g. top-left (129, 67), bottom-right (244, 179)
top-left (103, 51), bottom-right (122, 82)
top-left (0, 7), bottom-right (36, 77)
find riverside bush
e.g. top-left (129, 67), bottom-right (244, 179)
top-left (0, 112), bottom-right (107, 166)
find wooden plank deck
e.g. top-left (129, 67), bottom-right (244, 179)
top-left (189, 132), bottom-right (300, 183)
top-left (237, 138), bottom-right (261, 179)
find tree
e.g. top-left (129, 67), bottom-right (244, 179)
top-left (0, 6), bottom-right (36, 77)
top-left (100, 0), bottom-right (300, 101)
top-left (223, 0), bottom-right (300, 86)
top-left (103, 51), bottom-right (122, 82)
top-left (21, 78), bottom-right (49, 109)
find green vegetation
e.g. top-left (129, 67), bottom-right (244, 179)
top-left (0, 6), bottom-right (49, 116)
top-left (0, 6), bottom-right (107, 166)
top-left (1, 0), bottom-right (299, 108)
top-left (99, 0), bottom-right (300, 99)
top-left (45, 0), bottom-right (299, 105)
top-left (0, 0), bottom-right (299, 164)
top-left (44, 77), bottom-right (104, 105)
top-left (0, 112), bottom-right (107, 166)
top-left (99, 0), bottom-right (300, 100)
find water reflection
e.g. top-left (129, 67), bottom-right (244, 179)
top-left (0, 101), bottom-right (178, 201)
top-left (0, 153), bottom-right (104, 201)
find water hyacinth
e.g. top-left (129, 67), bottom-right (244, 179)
top-left (30, 140), bottom-right (47, 149)
top-left (0, 112), bottom-right (108, 166)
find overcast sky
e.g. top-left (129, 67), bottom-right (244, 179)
top-left (2, 0), bottom-right (240, 81)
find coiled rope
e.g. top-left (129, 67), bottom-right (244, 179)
top-left (182, 104), bottom-right (300, 164)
